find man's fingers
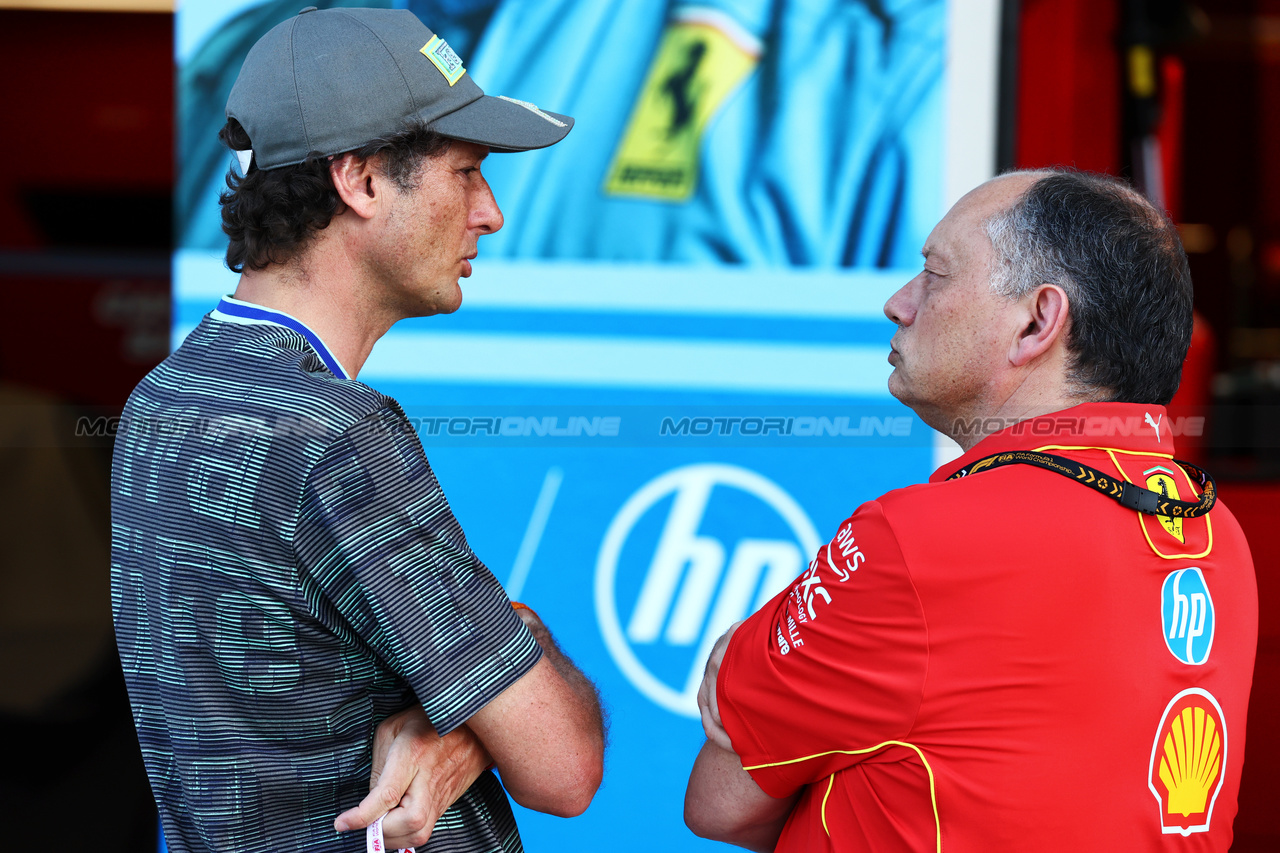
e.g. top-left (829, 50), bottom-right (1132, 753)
top-left (698, 679), bottom-right (733, 751)
top-left (382, 797), bottom-right (436, 849)
top-left (698, 699), bottom-right (716, 740)
top-left (695, 619), bottom-right (742, 753)
top-left (700, 701), bottom-right (734, 752)
top-left (369, 708), bottom-right (417, 789)
top-left (333, 774), bottom-right (411, 832)
top-left (706, 671), bottom-right (723, 729)
top-left (369, 737), bottom-right (391, 789)
top-left (385, 823), bottom-right (434, 851)
top-left (337, 706), bottom-right (447, 836)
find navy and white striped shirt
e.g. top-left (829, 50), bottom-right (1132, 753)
top-left (111, 297), bottom-right (540, 852)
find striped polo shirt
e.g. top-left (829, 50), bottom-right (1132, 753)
top-left (111, 296), bottom-right (541, 852)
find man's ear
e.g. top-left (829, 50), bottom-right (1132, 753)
top-left (329, 154), bottom-right (383, 220)
top-left (1009, 284), bottom-right (1070, 367)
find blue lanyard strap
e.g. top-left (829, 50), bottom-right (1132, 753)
top-left (214, 297), bottom-right (351, 379)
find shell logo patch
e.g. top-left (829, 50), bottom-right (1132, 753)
top-left (1160, 568), bottom-right (1214, 665)
top-left (1144, 465), bottom-right (1184, 542)
top-left (1148, 688), bottom-right (1227, 835)
top-left (421, 35), bottom-right (465, 86)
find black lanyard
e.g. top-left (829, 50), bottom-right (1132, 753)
top-left (946, 449), bottom-right (1217, 518)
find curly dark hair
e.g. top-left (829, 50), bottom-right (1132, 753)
top-left (218, 119), bottom-right (451, 272)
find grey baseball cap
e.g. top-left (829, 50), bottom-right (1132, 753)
top-left (226, 5), bottom-right (573, 170)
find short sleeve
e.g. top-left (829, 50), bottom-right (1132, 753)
top-left (716, 500), bottom-right (928, 798)
top-left (294, 406), bottom-right (541, 735)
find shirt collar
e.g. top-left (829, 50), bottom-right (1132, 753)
top-left (210, 295), bottom-right (352, 380)
top-left (930, 402), bottom-right (1177, 483)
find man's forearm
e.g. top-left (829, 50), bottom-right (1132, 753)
top-left (685, 619), bottom-right (796, 850)
top-left (465, 606), bottom-right (603, 816)
top-left (685, 740), bottom-right (798, 852)
top-left (518, 609), bottom-right (606, 736)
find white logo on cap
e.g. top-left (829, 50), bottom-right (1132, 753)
top-left (497, 95), bottom-right (567, 128)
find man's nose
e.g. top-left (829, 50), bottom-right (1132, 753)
top-left (883, 275), bottom-right (921, 325)
top-left (472, 179), bottom-right (504, 235)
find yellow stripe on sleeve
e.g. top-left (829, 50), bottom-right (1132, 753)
top-left (744, 740), bottom-right (941, 853)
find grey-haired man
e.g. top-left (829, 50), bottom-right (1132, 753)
top-left (684, 172), bottom-right (1256, 850)
top-left (111, 7), bottom-right (603, 852)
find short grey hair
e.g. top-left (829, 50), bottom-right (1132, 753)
top-left (980, 171), bottom-right (1193, 405)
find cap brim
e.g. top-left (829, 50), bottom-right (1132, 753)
top-left (427, 94), bottom-right (573, 152)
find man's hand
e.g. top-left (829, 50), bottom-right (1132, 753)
top-left (334, 705), bottom-right (491, 850)
top-left (697, 621), bottom-right (743, 752)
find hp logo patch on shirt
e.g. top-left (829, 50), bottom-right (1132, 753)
top-left (1161, 568), bottom-right (1215, 666)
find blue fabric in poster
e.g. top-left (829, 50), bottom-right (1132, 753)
top-left (179, 0), bottom-right (944, 267)
top-left (172, 1), bottom-right (946, 850)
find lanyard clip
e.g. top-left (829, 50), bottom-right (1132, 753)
top-left (1119, 481), bottom-right (1160, 515)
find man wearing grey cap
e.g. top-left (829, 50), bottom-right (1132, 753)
top-left (110, 6), bottom-right (603, 853)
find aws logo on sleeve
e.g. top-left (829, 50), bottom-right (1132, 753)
top-left (603, 10), bottom-right (760, 201)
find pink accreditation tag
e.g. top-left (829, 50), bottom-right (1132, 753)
top-left (366, 815), bottom-right (415, 853)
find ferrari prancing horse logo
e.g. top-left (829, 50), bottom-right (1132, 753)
top-left (1144, 465), bottom-right (1184, 543)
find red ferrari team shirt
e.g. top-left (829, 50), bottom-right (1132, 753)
top-left (717, 403), bottom-right (1257, 851)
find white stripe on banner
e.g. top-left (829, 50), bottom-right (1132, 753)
top-left (174, 250), bottom-right (900, 395)
top-left (359, 332), bottom-right (892, 395)
top-left (170, 324), bottom-right (892, 396)
top-left (174, 251), bottom-right (905, 319)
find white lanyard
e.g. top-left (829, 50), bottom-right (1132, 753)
top-left (366, 815), bottom-right (415, 853)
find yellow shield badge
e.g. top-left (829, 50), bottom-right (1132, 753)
top-left (1144, 465), bottom-right (1184, 543)
top-left (604, 14), bottom-right (759, 202)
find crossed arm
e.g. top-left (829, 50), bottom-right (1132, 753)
top-left (335, 617), bottom-right (792, 851)
top-left (335, 606), bottom-right (605, 849)
top-left (684, 622), bottom-right (800, 852)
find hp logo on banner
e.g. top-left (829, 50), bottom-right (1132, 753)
top-left (594, 464), bottom-right (821, 717)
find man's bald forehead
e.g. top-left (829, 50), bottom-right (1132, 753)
top-left (973, 171), bottom-right (1047, 214)
top-left (923, 173), bottom-right (1037, 264)
top-left (983, 168), bottom-right (1162, 222)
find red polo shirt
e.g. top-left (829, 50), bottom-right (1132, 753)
top-left (717, 403), bottom-right (1257, 851)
